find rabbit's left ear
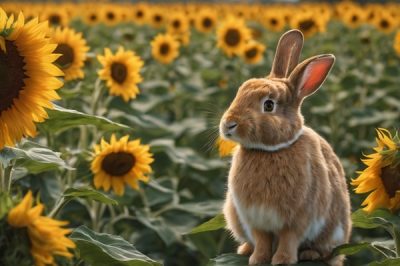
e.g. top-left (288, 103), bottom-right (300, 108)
top-left (289, 54), bottom-right (335, 99)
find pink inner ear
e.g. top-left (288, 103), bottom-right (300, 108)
top-left (300, 58), bottom-right (333, 96)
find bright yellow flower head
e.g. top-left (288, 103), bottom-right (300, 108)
top-left (51, 27), bottom-right (90, 81)
top-left (241, 41), bottom-right (266, 64)
top-left (151, 33), bottom-right (180, 64)
top-left (91, 134), bottom-right (154, 196)
top-left (217, 16), bottom-right (251, 57)
top-left (217, 137), bottom-right (238, 157)
top-left (352, 128), bottom-right (400, 213)
top-left (97, 46), bottom-right (144, 102)
top-left (7, 191), bottom-right (76, 266)
top-left (0, 8), bottom-right (63, 149)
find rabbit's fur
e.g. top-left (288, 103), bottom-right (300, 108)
top-left (220, 30), bottom-right (351, 265)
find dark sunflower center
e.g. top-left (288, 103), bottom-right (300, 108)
top-left (102, 152), bottom-right (135, 176)
top-left (225, 29), bottom-right (241, 46)
top-left (107, 12), bottom-right (115, 21)
top-left (299, 19), bottom-right (315, 32)
top-left (154, 15), bottom-right (162, 23)
top-left (203, 17), bottom-right (213, 28)
top-left (54, 43), bottom-right (74, 69)
top-left (159, 43), bottom-right (170, 55)
top-left (0, 40), bottom-right (26, 113)
top-left (381, 164), bottom-right (400, 198)
top-left (380, 19), bottom-right (389, 29)
top-left (245, 47), bottom-right (258, 59)
top-left (49, 14), bottom-right (61, 25)
top-left (136, 10), bottom-right (144, 18)
top-left (270, 18), bottom-right (278, 26)
top-left (351, 15), bottom-right (358, 23)
top-left (172, 20), bottom-right (181, 29)
top-left (111, 62), bottom-right (128, 84)
top-left (90, 14), bottom-right (97, 22)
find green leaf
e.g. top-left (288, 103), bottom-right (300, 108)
top-left (189, 213), bottom-right (226, 234)
top-left (333, 242), bottom-right (373, 256)
top-left (0, 141), bottom-right (71, 174)
top-left (352, 209), bottom-right (400, 229)
top-left (63, 187), bottom-right (117, 205)
top-left (370, 258), bottom-right (400, 266)
top-left (39, 105), bottom-right (130, 133)
top-left (70, 225), bottom-right (161, 266)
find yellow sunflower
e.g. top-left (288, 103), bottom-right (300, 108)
top-left (41, 8), bottom-right (69, 28)
top-left (241, 41), bottom-right (265, 64)
top-left (168, 12), bottom-right (189, 35)
top-left (51, 27), bottom-right (89, 81)
top-left (352, 128), bottom-right (400, 213)
top-left (7, 191), bottom-right (75, 266)
top-left (195, 9), bottom-right (217, 33)
top-left (148, 8), bottom-right (165, 28)
top-left (341, 7), bottom-right (367, 29)
top-left (290, 12), bottom-right (323, 38)
top-left (217, 137), bottom-right (238, 157)
top-left (263, 12), bottom-right (286, 32)
top-left (373, 11), bottom-right (397, 34)
top-left (132, 3), bottom-right (148, 25)
top-left (91, 134), bottom-right (154, 195)
top-left (0, 9), bottom-right (63, 149)
top-left (97, 47), bottom-right (144, 102)
top-left (217, 16), bottom-right (251, 57)
top-left (151, 33), bottom-right (180, 64)
top-left (83, 9), bottom-right (100, 25)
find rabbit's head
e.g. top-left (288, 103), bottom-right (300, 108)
top-left (220, 29), bottom-right (335, 151)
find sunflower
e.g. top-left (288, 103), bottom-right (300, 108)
top-left (263, 12), bottom-right (286, 32)
top-left (195, 9), bottom-right (217, 33)
top-left (132, 3), bottom-right (148, 25)
top-left (149, 8), bottom-right (165, 28)
top-left (100, 4), bottom-right (122, 26)
top-left (341, 7), bottom-right (367, 29)
top-left (290, 12), bottom-right (323, 38)
top-left (0, 9), bottom-right (63, 149)
top-left (41, 8), bottom-right (69, 28)
top-left (7, 191), bottom-right (75, 266)
top-left (241, 41), bottom-right (265, 64)
top-left (373, 11), bottom-right (397, 34)
top-left (168, 13), bottom-right (189, 35)
top-left (217, 17), bottom-right (251, 57)
top-left (51, 27), bottom-right (89, 81)
top-left (91, 134), bottom-right (154, 195)
top-left (83, 9), bottom-right (100, 25)
top-left (151, 33), bottom-right (180, 64)
top-left (97, 47), bottom-right (143, 102)
top-left (217, 137), bottom-right (238, 157)
top-left (352, 128), bottom-right (400, 213)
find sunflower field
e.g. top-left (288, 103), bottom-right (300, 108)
top-left (0, 1), bottom-right (400, 266)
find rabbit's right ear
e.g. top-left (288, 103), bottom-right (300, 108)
top-left (269, 29), bottom-right (304, 79)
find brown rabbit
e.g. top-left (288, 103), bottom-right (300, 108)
top-left (220, 29), bottom-right (351, 266)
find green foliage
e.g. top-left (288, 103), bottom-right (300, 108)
top-left (70, 225), bottom-right (161, 266)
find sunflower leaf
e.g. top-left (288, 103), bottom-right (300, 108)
top-left (352, 209), bottom-right (400, 229)
top-left (70, 225), bottom-right (161, 266)
top-left (369, 258), bottom-right (400, 266)
top-left (39, 105), bottom-right (130, 133)
top-left (0, 141), bottom-right (71, 174)
top-left (63, 187), bottom-right (117, 205)
top-left (188, 213), bottom-right (226, 235)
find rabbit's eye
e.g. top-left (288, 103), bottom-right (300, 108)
top-left (263, 99), bottom-right (275, 112)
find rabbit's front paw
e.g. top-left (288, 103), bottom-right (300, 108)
top-left (271, 251), bottom-right (297, 265)
top-left (237, 242), bottom-right (253, 256)
top-left (299, 249), bottom-right (321, 261)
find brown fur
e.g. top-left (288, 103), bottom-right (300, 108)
top-left (220, 30), bottom-right (351, 265)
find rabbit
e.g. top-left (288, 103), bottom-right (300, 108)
top-left (219, 29), bottom-right (351, 266)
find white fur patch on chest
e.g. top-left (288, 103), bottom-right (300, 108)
top-left (303, 218), bottom-right (326, 241)
top-left (332, 223), bottom-right (344, 243)
top-left (231, 190), bottom-right (284, 244)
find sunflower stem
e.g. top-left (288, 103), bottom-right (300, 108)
top-left (138, 188), bottom-right (151, 215)
top-left (91, 78), bottom-right (104, 115)
top-left (49, 197), bottom-right (69, 218)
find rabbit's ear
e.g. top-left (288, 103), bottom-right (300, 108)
top-left (289, 54), bottom-right (335, 99)
top-left (269, 29), bottom-right (304, 78)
